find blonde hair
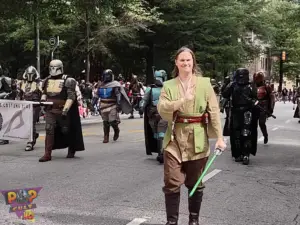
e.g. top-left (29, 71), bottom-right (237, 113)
top-left (172, 47), bottom-right (202, 77)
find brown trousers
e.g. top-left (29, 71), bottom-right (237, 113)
top-left (163, 151), bottom-right (208, 194)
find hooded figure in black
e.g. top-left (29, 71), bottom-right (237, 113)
top-left (140, 70), bottom-right (168, 164)
top-left (222, 68), bottom-right (258, 165)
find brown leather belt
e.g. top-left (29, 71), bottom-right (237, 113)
top-left (176, 117), bottom-right (203, 123)
top-left (47, 99), bottom-right (66, 109)
top-left (175, 113), bottom-right (209, 124)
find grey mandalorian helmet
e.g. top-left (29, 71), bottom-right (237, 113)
top-left (49, 59), bottom-right (64, 76)
top-left (23, 66), bottom-right (39, 82)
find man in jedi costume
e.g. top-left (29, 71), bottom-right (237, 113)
top-left (157, 47), bottom-right (226, 225)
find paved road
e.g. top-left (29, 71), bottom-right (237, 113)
top-left (0, 102), bottom-right (299, 225)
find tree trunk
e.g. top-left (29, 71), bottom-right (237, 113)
top-left (146, 41), bottom-right (154, 85)
top-left (85, 9), bottom-right (90, 82)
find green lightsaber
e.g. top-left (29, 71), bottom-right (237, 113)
top-left (189, 148), bottom-right (223, 197)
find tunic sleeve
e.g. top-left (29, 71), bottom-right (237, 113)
top-left (157, 86), bottom-right (185, 123)
top-left (206, 83), bottom-right (223, 139)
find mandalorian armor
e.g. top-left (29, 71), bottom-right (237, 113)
top-left (39, 59), bottom-right (78, 162)
top-left (0, 65), bottom-right (12, 99)
top-left (140, 70), bottom-right (168, 164)
top-left (19, 66), bottom-right (42, 151)
top-left (98, 69), bottom-right (121, 143)
top-left (0, 65), bottom-right (13, 145)
top-left (128, 75), bottom-right (144, 119)
top-left (253, 72), bottom-right (274, 144)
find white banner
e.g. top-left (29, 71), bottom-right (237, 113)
top-left (0, 99), bottom-right (33, 142)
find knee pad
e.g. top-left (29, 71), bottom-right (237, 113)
top-left (103, 121), bottom-right (110, 127)
top-left (109, 120), bottom-right (118, 127)
top-left (45, 124), bottom-right (54, 135)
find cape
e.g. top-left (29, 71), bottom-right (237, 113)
top-left (143, 87), bottom-right (159, 155)
top-left (100, 81), bottom-right (132, 114)
top-left (294, 106), bottom-right (299, 118)
top-left (52, 100), bottom-right (85, 151)
top-left (42, 75), bottom-right (85, 151)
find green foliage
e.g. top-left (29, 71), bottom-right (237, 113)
top-left (0, 0), bottom-right (300, 82)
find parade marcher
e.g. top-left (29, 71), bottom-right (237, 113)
top-left (140, 69), bottom-right (168, 164)
top-left (19, 66), bottom-right (42, 151)
top-left (39, 59), bottom-right (85, 162)
top-left (157, 47), bottom-right (226, 225)
top-left (222, 68), bottom-right (258, 165)
top-left (253, 72), bottom-right (275, 144)
top-left (128, 75), bottom-right (144, 119)
top-left (97, 69), bottom-right (131, 143)
top-left (220, 76), bottom-right (231, 136)
top-left (210, 78), bottom-right (220, 95)
top-left (0, 65), bottom-right (15, 145)
top-left (293, 86), bottom-right (300, 123)
top-left (281, 87), bottom-right (288, 103)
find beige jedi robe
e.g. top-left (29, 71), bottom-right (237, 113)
top-left (157, 75), bottom-right (223, 163)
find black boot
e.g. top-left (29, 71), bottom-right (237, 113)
top-left (165, 193), bottom-right (180, 225)
top-left (66, 148), bottom-right (75, 158)
top-left (242, 155), bottom-right (250, 165)
top-left (156, 139), bottom-right (164, 164)
top-left (0, 140), bottom-right (9, 145)
top-left (110, 121), bottom-right (120, 141)
top-left (234, 156), bottom-right (243, 162)
top-left (264, 135), bottom-right (268, 144)
top-left (103, 121), bottom-right (110, 143)
top-left (188, 190), bottom-right (203, 225)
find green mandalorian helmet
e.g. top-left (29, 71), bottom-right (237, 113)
top-left (154, 70), bottom-right (167, 83)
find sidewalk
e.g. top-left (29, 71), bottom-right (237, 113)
top-left (37, 113), bottom-right (141, 125)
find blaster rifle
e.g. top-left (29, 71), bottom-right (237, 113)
top-left (240, 92), bottom-right (276, 119)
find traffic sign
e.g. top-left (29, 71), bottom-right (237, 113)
top-left (49, 37), bottom-right (56, 46)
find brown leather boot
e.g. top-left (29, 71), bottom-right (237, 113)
top-left (103, 121), bottom-right (110, 143)
top-left (188, 190), bottom-right (203, 225)
top-left (165, 192), bottom-right (180, 225)
top-left (39, 135), bottom-right (53, 162)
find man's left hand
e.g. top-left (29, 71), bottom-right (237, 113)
top-left (215, 138), bottom-right (227, 151)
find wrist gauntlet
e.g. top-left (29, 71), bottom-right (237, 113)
top-left (63, 99), bottom-right (74, 114)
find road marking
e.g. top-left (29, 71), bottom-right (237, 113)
top-left (203, 169), bottom-right (222, 183)
top-left (258, 136), bottom-right (264, 141)
top-left (130, 138), bottom-right (145, 143)
top-left (128, 130), bottom-right (144, 133)
top-left (126, 218), bottom-right (148, 225)
top-left (272, 127), bottom-right (278, 131)
top-left (38, 132), bottom-right (98, 140)
top-left (285, 120), bottom-right (290, 124)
